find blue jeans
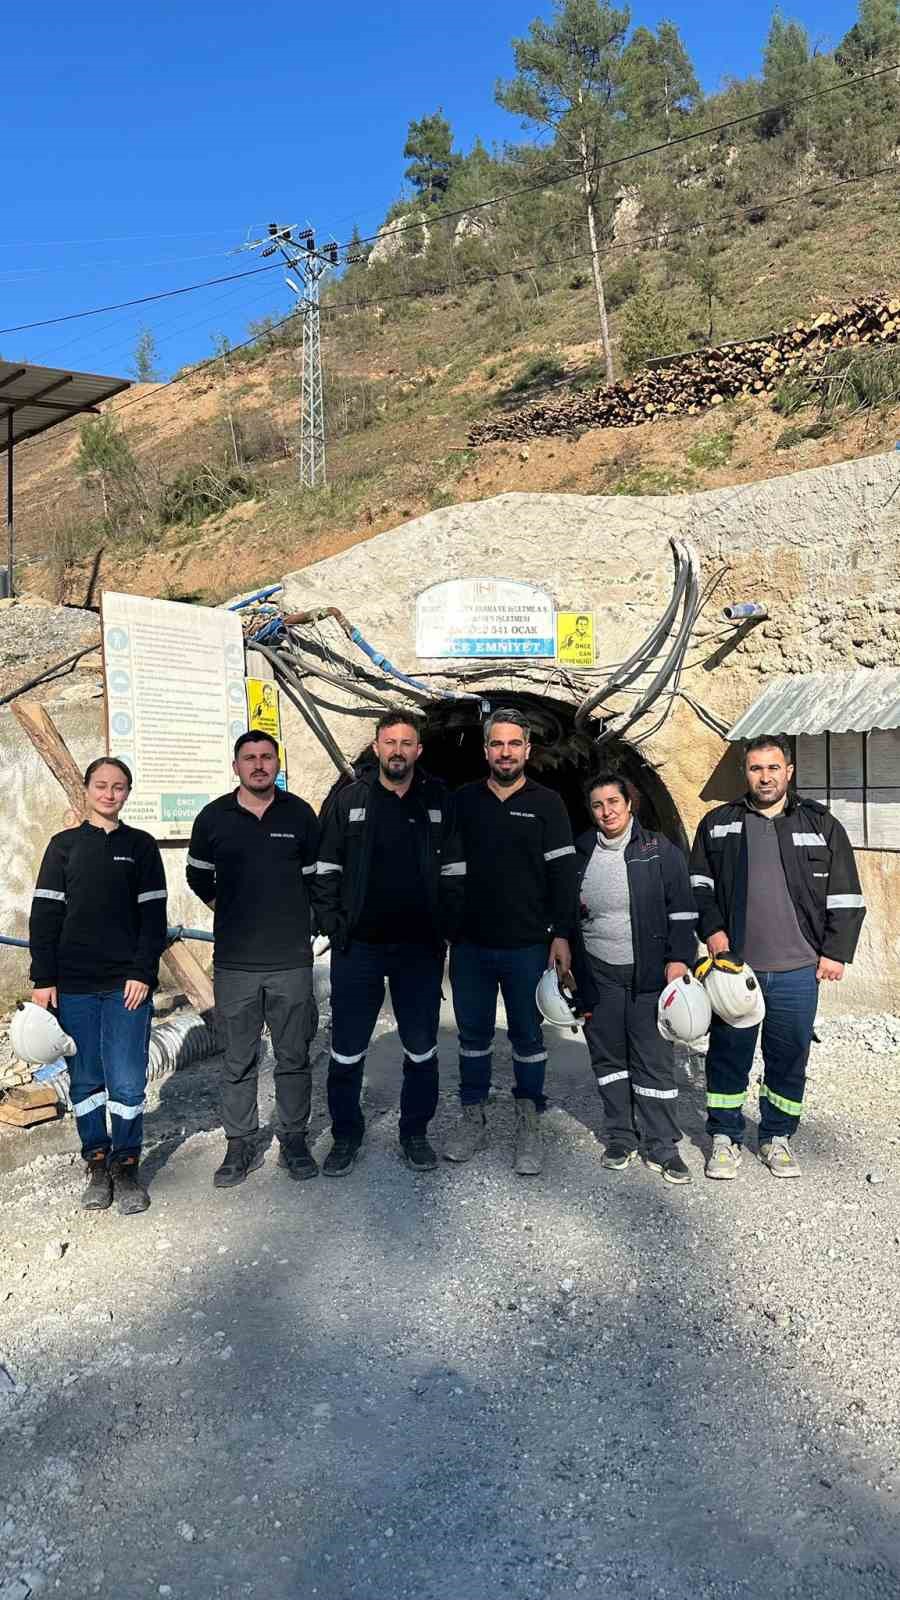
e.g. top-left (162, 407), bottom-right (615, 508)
top-left (705, 965), bottom-right (819, 1144)
top-left (450, 941), bottom-right (549, 1111)
top-left (328, 941), bottom-right (444, 1141)
top-left (58, 990), bottom-right (153, 1160)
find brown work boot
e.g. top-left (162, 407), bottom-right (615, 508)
top-left (109, 1154), bottom-right (150, 1215)
top-left (443, 1103), bottom-right (489, 1163)
top-left (81, 1150), bottom-right (113, 1211)
top-left (513, 1097), bottom-right (543, 1177)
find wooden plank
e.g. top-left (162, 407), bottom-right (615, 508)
top-left (11, 700), bottom-right (86, 816)
top-left (11, 700), bottom-right (216, 1014)
top-left (4, 1082), bottom-right (60, 1110)
top-left (158, 938), bottom-right (215, 1017)
top-left (0, 1099), bottom-right (59, 1127)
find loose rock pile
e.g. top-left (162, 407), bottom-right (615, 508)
top-left (469, 296), bottom-right (900, 445)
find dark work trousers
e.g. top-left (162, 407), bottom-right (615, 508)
top-left (327, 940), bottom-right (444, 1142)
top-left (58, 989), bottom-right (152, 1159)
top-left (450, 941), bottom-right (549, 1111)
top-left (582, 955), bottom-right (681, 1158)
top-left (214, 966), bottom-right (318, 1141)
top-left (705, 964), bottom-right (818, 1145)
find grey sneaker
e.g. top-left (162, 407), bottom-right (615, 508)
top-left (705, 1135), bottom-right (742, 1180)
top-left (759, 1136), bottom-right (801, 1178)
top-left (443, 1103), bottom-right (489, 1163)
top-left (513, 1097), bottom-right (543, 1177)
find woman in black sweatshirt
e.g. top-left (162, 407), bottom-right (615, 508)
top-left (29, 757), bottom-right (168, 1214)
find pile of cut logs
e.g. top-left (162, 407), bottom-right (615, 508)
top-left (468, 296), bottom-right (900, 445)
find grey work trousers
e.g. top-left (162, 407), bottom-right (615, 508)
top-left (583, 955), bottom-right (682, 1158)
top-left (214, 965), bottom-right (318, 1140)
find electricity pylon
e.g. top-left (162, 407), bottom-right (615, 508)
top-left (242, 223), bottom-right (340, 487)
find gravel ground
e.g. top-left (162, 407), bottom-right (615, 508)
top-left (0, 597), bottom-right (99, 697)
top-left (1, 1001), bottom-right (899, 1600)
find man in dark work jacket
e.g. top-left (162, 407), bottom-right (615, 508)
top-left (187, 731), bottom-right (320, 1189)
top-left (315, 711), bottom-right (463, 1177)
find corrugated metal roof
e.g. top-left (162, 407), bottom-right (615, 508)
top-left (0, 360), bottom-right (130, 451)
top-left (728, 668), bottom-right (900, 739)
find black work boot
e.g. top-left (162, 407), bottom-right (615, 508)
top-left (213, 1136), bottom-right (264, 1189)
top-left (322, 1136), bottom-right (362, 1177)
top-left (400, 1135), bottom-right (438, 1172)
top-left (277, 1133), bottom-right (319, 1181)
top-left (109, 1154), bottom-right (150, 1215)
top-left (81, 1150), bottom-right (113, 1211)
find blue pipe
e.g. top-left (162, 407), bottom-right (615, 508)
top-left (349, 627), bottom-right (482, 703)
top-left (228, 585), bottom-right (283, 612)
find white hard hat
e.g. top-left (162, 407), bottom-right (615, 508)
top-left (535, 968), bottom-right (583, 1031)
top-left (657, 972), bottom-right (712, 1044)
top-left (696, 957), bottom-right (766, 1030)
top-left (9, 1001), bottom-right (77, 1065)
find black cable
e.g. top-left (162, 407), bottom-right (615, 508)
top-left (0, 262), bottom-right (282, 337)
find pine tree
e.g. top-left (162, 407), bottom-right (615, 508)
top-left (497, 0), bottom-right (631, 382)
top-left (132, 328), bottom-right (161, 383)
top-left (621, 20), bottom-right (700, 141)
top-left (403, 111), bottom-right (459, 206)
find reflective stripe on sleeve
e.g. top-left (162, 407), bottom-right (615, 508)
top-left (760, 1083), bottom-right (804, 1117)
top-left (316, 861), bottom-right (343, 874)
top-left (33, 888), bottom-right (66, 902)
top-left (137, 890), bottom-right (167, 903)
top-left (595, 1070), bottom-right (629, 1088)
top-left (544, 845), bottom-right (576, 861)
top-left (792, 832), bottom-right (827, 847)
top-left (826, 893), bottom-right (865, 909)
top-left (108, 1099), bottom-right (145, 1120)
top-left (428, 809), bottom-right (442, 823)
top-left (301, 864), bottom-right (316, 876)
top-left (668, 911), bottom-right (698, 921)
top-left (690, 874), bottom-right (715, 890)
top-left (710, 821), bottom-right (743, 838)
top-left (440, 861), bottom-right (466, 876)
top-left (72, 1090), bottom-right (107, 1117)
top-left (348, 808), bottom-right (366, 822)
top-left (187, 855), bottom-right (215, 872)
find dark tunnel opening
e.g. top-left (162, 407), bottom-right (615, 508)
top-left (336, 692), bottom-right (688, 850)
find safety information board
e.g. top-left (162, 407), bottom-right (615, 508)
top-left (415, 578), bottom-right (555, 658)
top-left (556, 611), bottom-right (596, 666)
top-left (246, 676), bottom-right (288, 792)
top-left (102, 592), bottom-right (246, 841)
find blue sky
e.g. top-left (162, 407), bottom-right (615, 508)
top-left (2, 0), bottom-right (861, 381)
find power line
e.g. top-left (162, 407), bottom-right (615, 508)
top-left (0, 261), bottom-right (283, 337)
top-left (13, 157), bottom-right (900, 464)
top-left (340, 58), bottom-right (900, 250)
top-left (4, 57), bottom-right (899, 345)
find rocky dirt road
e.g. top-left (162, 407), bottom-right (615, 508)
top-left (1, 1008), bottom-right (899, 1600)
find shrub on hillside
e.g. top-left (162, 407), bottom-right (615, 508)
top-left (619, 285), bottom-right (688, 374)
top-left (159, 465), bottom-right (260, 526)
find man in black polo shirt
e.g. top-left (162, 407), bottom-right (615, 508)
top-left (315, 710), bottom-right (463, 1175)
top-left (446, 708), bottom-right (577, 1176)
top-left (186, 731), bottom-right (320, 1188)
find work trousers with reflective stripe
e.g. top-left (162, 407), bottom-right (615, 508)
top-left (58, 989), bottom-right (152, 1160)
top-left (705, 963), bottom-right (818, 1144)
top-left (328, 940), bottom-right (444, 1141)
top-left (215, 965), bottom-right (318, 1141)
top-left (450, 941), bottom-right (549, 1112)
top-left (582, 956), bottom-right (681, 1158)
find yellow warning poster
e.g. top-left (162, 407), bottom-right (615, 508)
top-left (246, 678), bottom-right (282, 740)
top-left (556, 612), bottom-right (595, 667)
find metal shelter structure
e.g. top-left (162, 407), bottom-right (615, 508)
top-left (0, 359), bottom-right (131, 597)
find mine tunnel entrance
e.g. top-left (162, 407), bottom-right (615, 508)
top-left (348, 692), bottom-right (687, 848)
